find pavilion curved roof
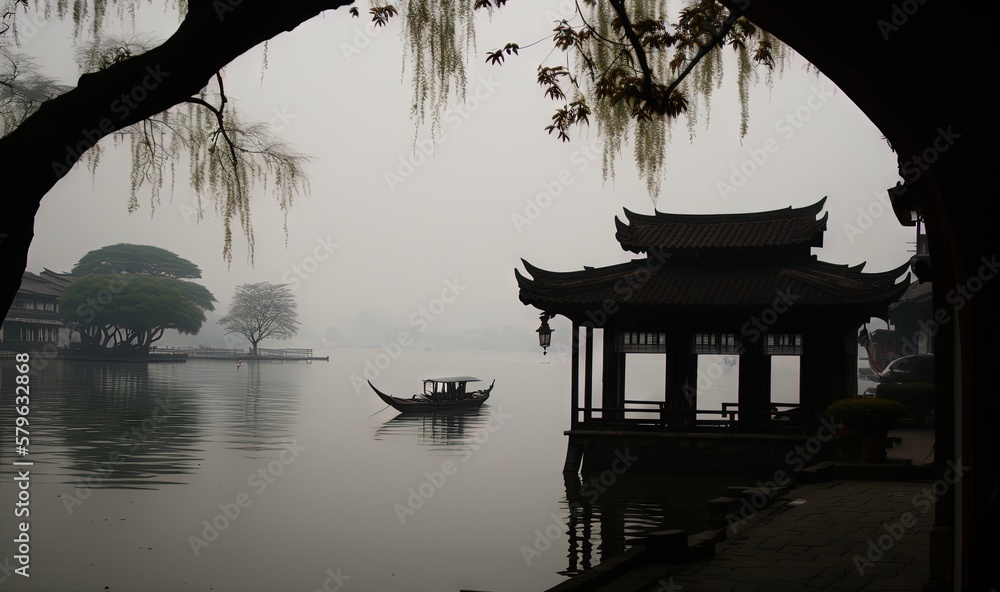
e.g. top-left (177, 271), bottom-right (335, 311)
top-left (515, 256), bottom-right (910, 316)
top-left (615, 197), bottom-right (828, 253)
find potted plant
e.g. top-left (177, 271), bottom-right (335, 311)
top-left (825, 397), bottom-right (909, 462)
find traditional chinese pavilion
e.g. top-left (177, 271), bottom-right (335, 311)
top-left (516, 198), bottom-right (909, 471)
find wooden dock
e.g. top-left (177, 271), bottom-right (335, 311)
top-left (152, 346), bottom-right (329, 361)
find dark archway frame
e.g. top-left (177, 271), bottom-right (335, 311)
top-left (715, 3), bottom-right (993, 589)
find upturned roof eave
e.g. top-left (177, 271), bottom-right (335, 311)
top-left (616, 198), bottom-right (830, 252)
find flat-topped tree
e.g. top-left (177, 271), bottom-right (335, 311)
top-left (59, 244), bottom-right (216, 352)
top-left (71, 243), bottom-right (205, 278)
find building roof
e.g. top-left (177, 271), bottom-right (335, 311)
top-left (614, 197), bottom-right (828, 253)
top-left (516, 257), bottom-right (909, 318)
top-left (17, 269), bottom-right (74, 298)
top-left (517, 201), bottom-right (912, 326)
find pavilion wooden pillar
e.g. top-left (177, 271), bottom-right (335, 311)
top-left (799, 331), bottom-right (819, 421)
top-left (584, 326), bottom-right (594, 422)
top-left (602, 329), bottom-right (624, 422)
top-left (571, 322), bottom-right (580, 429)
top-left (802, 327), bottom-right (858, 421)
top-left (738, 338), bottom-right (771, 429)
top-left (839, 329), bottom-right (858, 398)
top-left (683, 333), bottom-right (699, 426)
top-left (665, 331), bottom-right (695, 427)
top-left (801, 330), bottom-right (835, 422)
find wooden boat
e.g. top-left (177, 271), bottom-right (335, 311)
top-left (368, 376), bottom-right (494, 413)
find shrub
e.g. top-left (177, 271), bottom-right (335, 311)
top-left (825, 397), bottom-right (909, 432)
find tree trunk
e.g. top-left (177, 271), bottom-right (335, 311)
top-left (0, 0), bottom-right (353, 318)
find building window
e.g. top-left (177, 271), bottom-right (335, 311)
top-left (692, 332), bottom-right (740, 354)
top-left (765, 333), bottom-right (803, 355)
top-left (617, 331), bottom-right (668, 353)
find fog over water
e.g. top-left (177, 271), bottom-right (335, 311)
top-left (0, 350), bottom-right (790, 591)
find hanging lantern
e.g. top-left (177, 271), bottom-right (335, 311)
top-left (536, 313), bottom-right (553, 355)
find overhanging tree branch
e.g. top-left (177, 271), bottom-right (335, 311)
top-left (0, 0), bottom-right (354, 318)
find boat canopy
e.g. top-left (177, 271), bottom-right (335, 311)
top-left (424, 376), bottom-right (481, 383)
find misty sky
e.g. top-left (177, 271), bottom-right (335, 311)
top-left (16, 2), bottom-right (914, 348)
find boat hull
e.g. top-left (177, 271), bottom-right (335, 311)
top-left (369, 381), bottom-right (493, 414)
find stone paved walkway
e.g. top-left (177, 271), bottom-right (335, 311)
top-left (593, 480), bottom-right (935, 592)
top-left (526, 428), bottom-right (942, 592)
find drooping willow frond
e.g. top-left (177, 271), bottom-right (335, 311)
top-left (476, 0), bottom-right (792, 201)
top-left (399, 0), bottom-right (476, 141)
top-left (2, 0), bottom-right (306, 266)
top-left (86, 80), bottom-right (310, 265)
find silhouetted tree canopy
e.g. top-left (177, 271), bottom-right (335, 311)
top-left (71, 243), bottom-right (204, 278)
top-left (59, 244), bottom-right (216, 351)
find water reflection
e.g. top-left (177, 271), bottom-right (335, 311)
top-left (558, 471), bottom-right (733, 576)
top-left (373, 406), bottom-right (496, 452)
top-left (22, 362), bottom-right (202, 489)
top-left (0, 360), bottom-right (302, 489)
top-left (227, 361), bottom-right (301, 453)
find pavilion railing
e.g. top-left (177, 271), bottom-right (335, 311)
top-left (572, 400), bottom-right (818, 433)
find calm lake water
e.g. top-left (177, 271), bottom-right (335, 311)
top-left (0, 349), bottom-right (788, 592)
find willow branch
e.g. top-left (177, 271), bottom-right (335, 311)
top-left (607, 0), bottom-right (654, 93)
top-left (662, 8), bottom-right (743, 99)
